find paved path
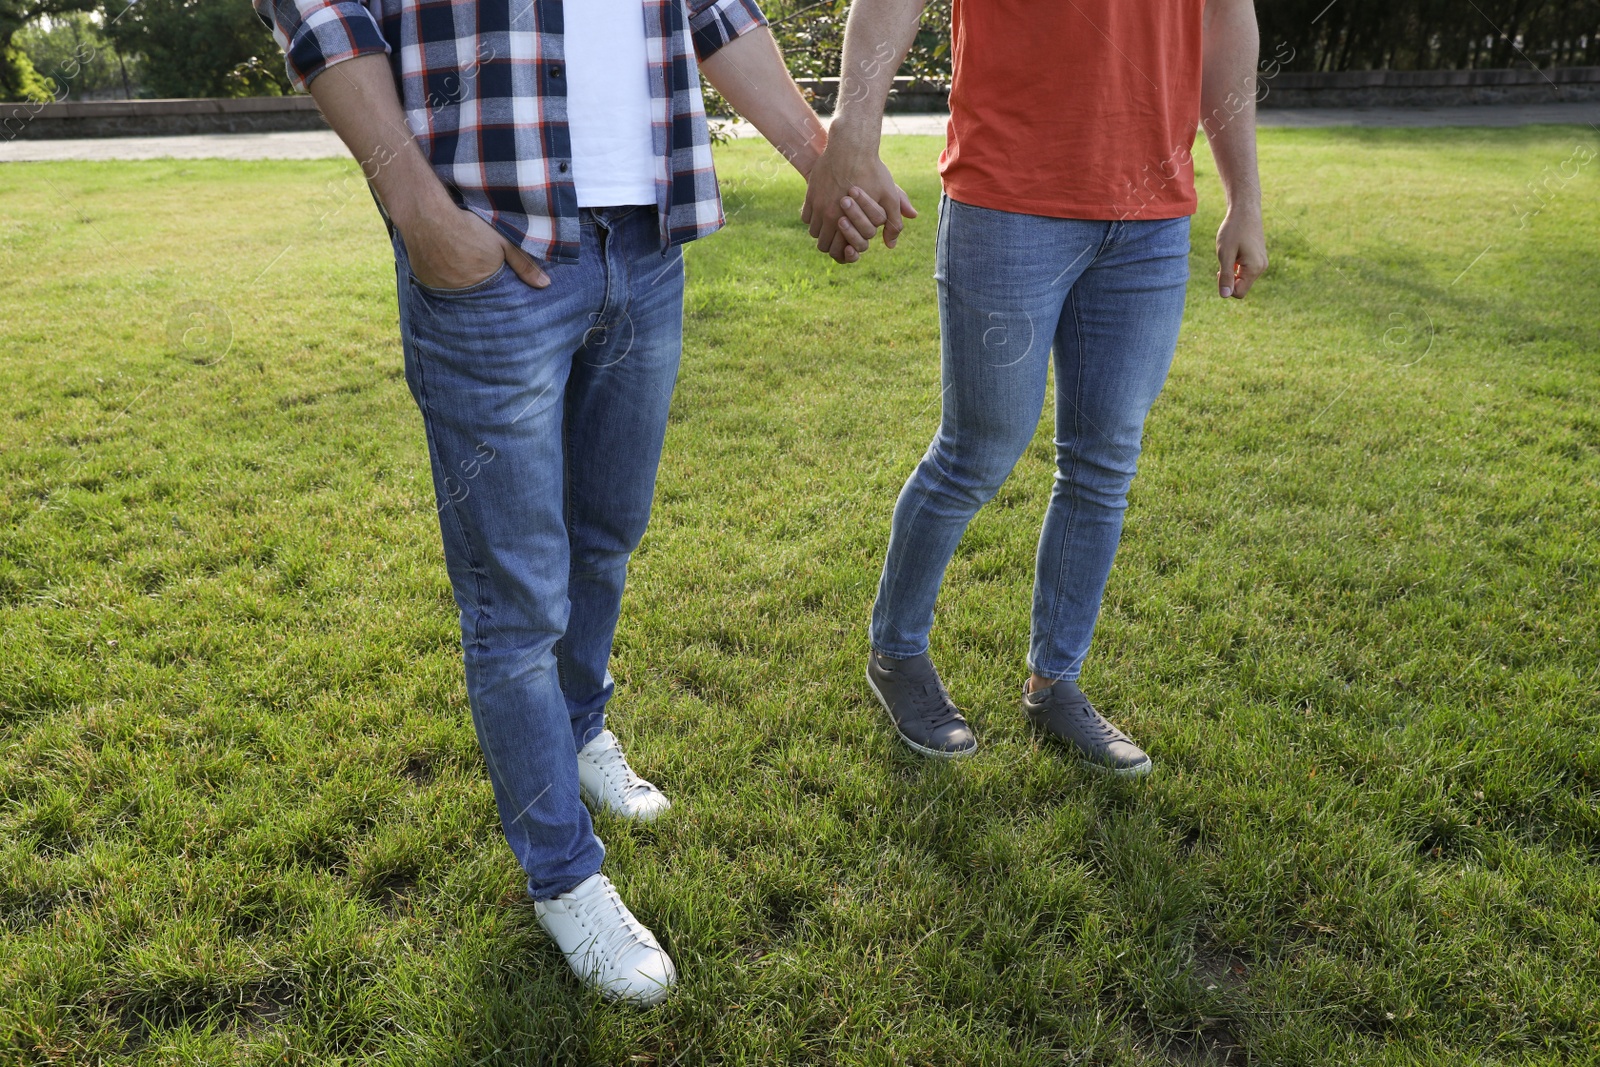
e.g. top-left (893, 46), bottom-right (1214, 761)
top-left (2, 103), bottom-right (1595, 163)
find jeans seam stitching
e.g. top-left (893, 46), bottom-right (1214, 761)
top-left (872, 472), bottom-right (935, 659)
top-left (557, 376), bottom-right (573, 705)
top-left (1039, 288), bottom-right (1087, 680)
top-left (407, 334), bottom-right (493, 653)
top-left (872, 197), bottom-right (952, 659)
top-left (411, 260), bottom-right (510, 299)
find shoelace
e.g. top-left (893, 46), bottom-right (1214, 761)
top-left (576, 879), bottom-right (656, 970)
top-left (589, 738), bottom-right (657, 800)
top-left (1057, 694), bottom-right (1127, 744)
top-left (906, 681), bottom-right (964, 730)
top-left (1028, 685), bottom-right (1126, 743)
top-left (1074, 704), bottom-right (1126, 744)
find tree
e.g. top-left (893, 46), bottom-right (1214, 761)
top-left (703, 0), bottom-right (949, 134)
top-left (16, 10), bottom-right (137, 99)
top-left (1255, 0), bottom-right (1600, 71)
top-left (1, 0), bottom-right (96, 100)
top-left (745, 0), bottom-right (1600, 80)
top-left (101, 0), bottom-right (288, 98)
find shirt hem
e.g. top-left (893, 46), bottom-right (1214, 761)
top-left (942, 183), bottom-right (1197, 223)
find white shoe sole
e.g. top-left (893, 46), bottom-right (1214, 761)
top-left (1078, 754), bottom-right (1154, 778)
top-left (578, 785), bottom-right (671, 823)
top-left (866, 668), bottom-right (976, 760)
top-left (1023, 698), bottom-right (1153, 778)
top-left (1029, 719), bottom-right (1153, 777)
top-left (599, 966), bottom-right (676, 1007)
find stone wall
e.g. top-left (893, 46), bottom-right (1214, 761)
top-left (1260, 66), bottom-right (1600, 108)
top-left (796, 78), bottom-right (949, 115)
top-left (801, 70), bottom-right (1600, 113)
top-left (4, 68), bottom-right (1598, 141)
top-left (1, 96), bottom-right (327, 141)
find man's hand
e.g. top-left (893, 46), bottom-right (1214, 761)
top-left (695, 27), bottom-right (909, 265)
top-left (1201, 0), bottom-right (1265, 298)
top-left (1215, 207), bottom-right (1266, 298)
top-left (793, 0), bottom-right (926, 262)
top-left (802, 129), bottom-right (917, 263)
top-left (305, 55), bottom-right (550, 292)
top-left (401, 205), bottom-right (550, 291)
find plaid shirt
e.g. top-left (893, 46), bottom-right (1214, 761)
top-left (256, 0), bottom-right (766, 264)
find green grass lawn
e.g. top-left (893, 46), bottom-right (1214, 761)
top-left (1, 126), bottom-right (1597, 1066)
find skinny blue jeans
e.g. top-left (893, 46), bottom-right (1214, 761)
top-left (871, 196), bottom-right (1191, 681)
top-left (394, 206), bottom-right (683, 900)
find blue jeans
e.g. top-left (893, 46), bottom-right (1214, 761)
top-left (394, 206), bottom-right (683, 899)
top-left (871, 196), bottom-right (1191, 681)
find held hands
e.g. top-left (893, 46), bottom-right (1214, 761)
top-left (1215, 206), bottom-right (1267, 299)
top-left (802, 132), bottom-right (916, 264)
top-left (402, 204), bottom-right (551, 291)
top-left (399, 143), bottom-right (920, 282)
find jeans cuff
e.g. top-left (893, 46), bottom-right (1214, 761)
top-left (525, 841), bottom-right (606, 901)
top-left (868, 637), bottom-right (930, 661)
top-left (572, 712), bottom-right (607, 753)
top-left (1025, 660), bottom-right (1080, 683)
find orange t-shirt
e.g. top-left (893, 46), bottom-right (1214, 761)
top-left (939, 0), bottom-right (1206, 221)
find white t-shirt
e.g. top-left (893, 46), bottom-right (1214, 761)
top-left (565, 0), bottom-right (659, 208)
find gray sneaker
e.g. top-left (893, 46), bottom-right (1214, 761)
top-left (866, 651), bottom-right (978, 759)
top-left (1022, 680), bottom-right (1152, 777)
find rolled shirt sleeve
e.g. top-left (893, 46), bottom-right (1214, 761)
top-left (253, 0), bottom-right (391, 92)
top-left (686, 0), bottom-right (767, 62)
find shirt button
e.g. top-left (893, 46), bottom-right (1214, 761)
top-left (551, 66), bottom-right (564, 79)
top-left (558, 163), bottom-right (569, 173)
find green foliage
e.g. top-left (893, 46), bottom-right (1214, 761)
top-left (224, 52), bottom-right (289, 97)
top-left (704, 0), bottom-right (950, 138)
top-left (1, 128), bottom-right (1598, 1063)
top-left (101, 0), bottom-right (287, 98)
top-left (0, 0), bottom-right (97, 100)
top-left (1257, 0), bottom-right (1600, 70)
top-left (0, 36), bottom-right (48, 100)
top-left (761, 0), bottom-right (950, 84)
top-left (15, 11), bottom-right (136, 99)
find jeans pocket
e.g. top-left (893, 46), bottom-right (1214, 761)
top-left (409, 260), bottom-right (513, 299)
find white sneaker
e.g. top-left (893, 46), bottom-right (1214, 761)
top-left (576, 730), bottom-right (671, 822)
top-left (535, 873), bottom-right (677, 1005)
